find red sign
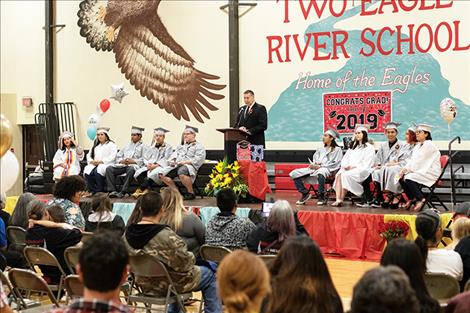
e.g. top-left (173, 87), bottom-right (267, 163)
top-left (323, 91), bottom-right (392, 133)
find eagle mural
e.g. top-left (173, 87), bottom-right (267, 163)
top-left (77, 0), bottom-right (225, 123)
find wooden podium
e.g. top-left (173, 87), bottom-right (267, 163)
top-left (217, 128), bottom-right (248, 163)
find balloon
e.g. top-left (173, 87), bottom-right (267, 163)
top-left (99, 99), bottom-right (111, 113)
top-left (0, 150), bottom-right (19, 192)
top-left (0, 114), bottom-right (13, 157)
top-left (440, 98), bottom-right (457, 124)
top-left (110, 82), bottom-right (129, 103)
top-left (87, 126), bottom-right (97, 140)
top-left (87, 113), bottom-right (100, 126)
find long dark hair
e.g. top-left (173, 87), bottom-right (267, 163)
top-left (90, 133), bottom-right (111, 159)
top-left (324, 136), bottom-right (339, 150)
top-left (414, 211), bottom-right (441, 262)
top-left (267, 236), bottom-right (343, 313)
top-left (423, 131), bottom-right (432, 141)
top-left (381, 239), bottom-right (440, 313)
top-left (60, 138), bottom-right (76, 151)
top-left (351, 131), bottom-right (369, 149)
top-left (91, 193), bottom-right (113, 221)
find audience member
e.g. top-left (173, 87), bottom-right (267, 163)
top-left (381, 239), bottom-right (440, 313)
top-left (0, 281), bottom-right (13, 313)
top-left (455, 235), bottom-right (470, 290)
top-left (48, 205), bottom-right (66, 223)
top-left (126, 196), bottom-right (143, 226)
top-left (266, 236), bottom-right (343, 313)
top-left (217, 250), bottom-right (270, 313)
top-left (48, 233), bottom-right (131, 313)
top-left (85, 193), bottom-right (125, 236)
top-left (9, 192), bottom-right (35, 229)
top-left (247, 200), bottom-right (296, 254)
top-left (445, 291), bottom-right (470, 313)
top-left (206, 188), bottom-right (255, 250)
top-left (160, 187), bottom-right (205, 256)
top-left (124, 192), bottom-right (221, 313)
top-left (26, 201), bottom-right (82, 283)
top-left (48, 175), bottom-right (86, 229)
top-left (447, 217), bottom-right (470, 250)
top-left (350, 266), bottom-right (420, 313)
top-left (415, 209), bottom-right (463, 280)
top-left (0, 192), bottom-right (10, 227)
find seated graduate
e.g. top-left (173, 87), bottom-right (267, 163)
top-left (84, 127), bottom-right (117, 194)
top-left (105, 126), bottom-right (144, 198)
top-left (289, 128), bottom-right (343, 205)
top-left (133, 127), bottom-right (173, 198)
top-left (398, 123), bottom-right (441, 212)
top-left (160, 125), bottom-right (206, 201)
top-left (360, 122), bottom-right (403, 208)
top-left (381, 125), bottom-right (418, 209)
top-left (52, 131), bottom-right (84, 180)
top-left (332, 124), bottom-right (375, 207)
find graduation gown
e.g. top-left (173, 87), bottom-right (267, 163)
top-left (113, 141), bottom-right (144, 170)
top-left (372, 140), bottom-right (403, 183)
top-left (404, 140), bottom-right (441, 187)
top-left (134, 143), bottom-right (174, 184)
top-left (289, 146), bottom-right (343, 183)
top-left (333, 143), bottom-right (375, 196)
top-left (381, 143), bottom-right (416, 193)
top-left (160, 141), bottom-right (206, 182)
top-left (83, 141), bottom-right (118, 176)
top-left (53, 147), bottom-right (84, 179)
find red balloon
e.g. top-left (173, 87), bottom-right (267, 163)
top-left (99, 99), bottom-right (111, 113)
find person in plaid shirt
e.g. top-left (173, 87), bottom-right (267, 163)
top-left (48, 233), bottom-right (130, 313)
top-left (0, 281), bottom-right (13, 313)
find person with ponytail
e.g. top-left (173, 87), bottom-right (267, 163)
top-left (217, 250), bottom-right (270, 313)
top-left (265, 236), bottom-right (343, 313)
top-left (415, 209), bottom-right (463, 280)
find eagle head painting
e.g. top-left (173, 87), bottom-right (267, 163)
top-left (77, 0), bottom-right (225, 123)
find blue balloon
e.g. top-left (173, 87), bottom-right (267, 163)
top-left (87, 125), bottom-right (97, 140)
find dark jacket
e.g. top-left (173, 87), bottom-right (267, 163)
top-left (455, 236), bottom-right (470, 291)
top-left (25, 225), bottom-right (82, 282)
top-left (85, 213), bottom-right (125, 236)
top-left (234, 102), bottom-right (268, 146)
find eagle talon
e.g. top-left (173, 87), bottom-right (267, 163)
top-left (106, 26), bottom-right (116, 43)
top-left (98, 6), bottom-right (106, 22)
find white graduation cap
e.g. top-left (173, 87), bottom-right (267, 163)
top-left (60, 131), bottom-right (74, 138)
top-left (154, 127), bottom-right (169, 135)
top-left (325, 127), bottom-right (340, 139)
top-left (407, 123), bottom-right (417, 133)
top-left (96, 127), bottom-right (110, 134)
top-left (184, 125), bottom-right (199, 134)
top-left (131, 126), bottom-right (145, 135)
top-left (416, 123), bottom-right (432, 133)
top-left (355, 124), bottom-right (370, 133)
top-left (385, 122), bottom-right (401, 130)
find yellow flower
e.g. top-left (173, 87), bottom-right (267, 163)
top-left (225, 177), bottom-right (232, 185)
top-left (216, 174), bottom-right (223, 180)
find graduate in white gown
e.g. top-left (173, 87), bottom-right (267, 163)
top-left (160, 125), bottom-right (206, 200)
top-left (83, 127), bottom-right (117, 194)
top-left (105, 126), bottom-right (144, 198)
top-left (332, 124), bottom-right (375, 207)
top-left (289, 128), bottom-right (343, 205)
top-left (133, 127), bottom-right (173, 198)
top-left (398, 124), bottom-right (441, 212)
top-left (52, 131), bottom-right (84, 180)
top-left (381, 125), bottom-right (417, 209)
top-left (360, 122), bottom-right (403, 208)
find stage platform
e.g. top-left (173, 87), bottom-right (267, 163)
top-left (5, 191), bottom-right (453, 262)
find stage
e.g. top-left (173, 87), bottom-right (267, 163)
top-left (5, 191), bottom-right (453, 262)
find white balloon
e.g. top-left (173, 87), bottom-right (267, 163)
top-left (88, 113), bottom-right (101, 126)
top-left (0, 150), bottom-right (19, 192)
top-left (440, 98), bottom-right (457, 125)
top-left (110, 82), bottom-right (129, 103)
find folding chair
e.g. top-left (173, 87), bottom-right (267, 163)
top-left (127, 254), bottom-right (193, 312)
top-left (0, 269), bottom-right (23, 308)
top-left (81, 231), bottom-right (94, 243)
top-left (465, 279), bottom-right (470, 291)
top-left (6, 226), bottom-right (27, 252)
top-left (23, 246), bottom-right (67, 300)
top-left (8, 268), bottom-right (59, 312)
top-left (421, 155), bottom-right (450, 211)
top-left (259, 255), bottom-right (276, 268)
top-left (64, 246), bottom-right (81, 274)
top-left (199, 245), bottom-right (232, 263)
top-left (307, 174), bottom-right (336, 204)
top-left (64, 275), bottom-right (84, 301)
top-left (424, 273), bottom-right (460, 300)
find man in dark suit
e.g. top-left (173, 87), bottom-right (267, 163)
top-left (234, 90), bottom-right (268, 147)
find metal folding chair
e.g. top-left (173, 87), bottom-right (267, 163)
top-left (424, 273), bottom-right (460, 300)
top-left (199, 245), bottom-right (232, 263)
top-left (64, 275), bottom-right (84, 301)
top-left (127, 254), bottom-right (193, 312)
top-left (80, 231), bottom-right (94, 243)
top-left (259, 254), bottom-right (276, 268)
top-left (420, 155), bottom-right (450, 211)
top-left (64, 246), bottom-right (81, 274)
top-left (6, 226), bottom-right (27, 252)
top-left (23, 246), bottom-right (67, 300)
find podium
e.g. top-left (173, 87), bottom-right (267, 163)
top-left (217, 128), bottom-right (248, 163)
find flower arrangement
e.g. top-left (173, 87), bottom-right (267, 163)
top-left (378, 220), bottom-right (410, 242)
top-left (205, 157), bottom-right (249, 198)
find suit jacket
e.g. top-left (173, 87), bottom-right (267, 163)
top-left (234, 102), bottom-right (268, 146)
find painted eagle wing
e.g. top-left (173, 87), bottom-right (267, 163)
top-left (113, 14), bottom-right (225, 123)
